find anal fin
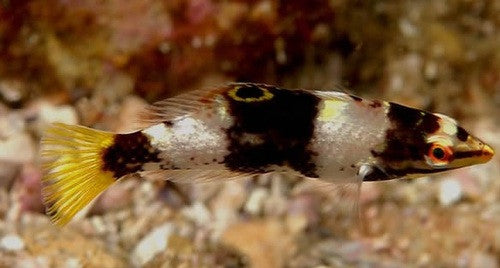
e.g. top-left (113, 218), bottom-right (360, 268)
top-left (139, 169), bottom-right (258, 184)
top-left (292, 176), bottom-right (363, 226)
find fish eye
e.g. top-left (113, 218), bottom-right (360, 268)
top-left (427, 143), bottom-right (453, 166)
top-left (432, 147), bottom-right (445, 160)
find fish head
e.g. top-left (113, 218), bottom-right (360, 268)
top-left (422, 113), bottom-right (494, 170)
top-left (369, 103), bottom-right (494, 180)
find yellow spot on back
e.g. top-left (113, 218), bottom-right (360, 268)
top-left (228, 86), bottom-right (274, 102)
top-left (318, 99), bottom-right (348, 121)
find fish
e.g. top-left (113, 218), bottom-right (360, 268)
top-left (41, 82), bottom-right (495, 226)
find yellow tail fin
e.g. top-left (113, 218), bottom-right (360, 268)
top-left (41, 123), bottom-right (117, 226)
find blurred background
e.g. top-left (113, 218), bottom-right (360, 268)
top-left (0, 0), bottom-right (499, 267)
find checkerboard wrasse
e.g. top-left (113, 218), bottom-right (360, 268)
top-left (41, 82), bottom-right (494, 226)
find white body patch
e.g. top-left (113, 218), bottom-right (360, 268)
top-left (143, 123), bottom-right (172, 147)
top-left (435, 113), bottom-right (458, 135)
top-left (441, 119), bottom-right (458, 135)
top-left (143, 107), bottom-right (233, 169)
top-left (311, 99), bottom-right (390, 181)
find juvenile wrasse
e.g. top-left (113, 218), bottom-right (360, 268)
top-left (41, 83), bottom-right (494, 225)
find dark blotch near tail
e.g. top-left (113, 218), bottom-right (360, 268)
top-left (102, 132), bottom-right (160, 178)
top-left (223, 84), bottom-right (320, 178)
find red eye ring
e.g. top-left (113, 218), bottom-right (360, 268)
top-left (428, 143), bottom-right (453, 164)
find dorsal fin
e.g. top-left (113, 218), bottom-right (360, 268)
top-left (310, 90), bottom-right (353, 101)
top-left (138, 85), bottom-right (228, 126)
top-left (137, 82), bottom-right (356, 128)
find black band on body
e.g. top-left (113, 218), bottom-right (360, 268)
top-left (368, 102), bottom-right (443, 179)
top-left (223, 84), bottom-right (320, 178)
top-left (372, 102), bottom-right (440, 162)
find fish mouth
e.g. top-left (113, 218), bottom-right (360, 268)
top-left (480, 144), bottom-right (495, 162)
top-left (453, 143), bottom-right (495, 165)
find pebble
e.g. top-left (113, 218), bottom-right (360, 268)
top-left (244, 187), bottom-right (269, 215)
top-left (132, 222), bottom-right (174, 266)
top-left (181, 201), bottom-right (212, 226)
top-left (222, 219), bottom-right (294, 268)
top-left (287, 194), bottom-right (319, 230)
top-left (470, 251), bottom-right (498, 268)
top-left (112, 96), bottom-right (148, 132)
top-left (39, 103), bottom-right (78, 125)
top-left (495, 228), bottom-right (500, 253)
top-left (0, 234), bottom-right (25, 251)
top-left (359, 182), bottom-right (381, 204)
top-left (439, 179), bottom-right (462, 206)
top-left (16, 256), bottom-right (50, 268)
top-left (18, 163), bottom-right (43, 212)
top-left (0, 112), bottom-right (25, 137)
top-left (0, 132), bottom-right (35, 163)
top-left (0, 79), bottom-right (25, 104)
top-left (64, 257), bottom-right (83, 268)
top-left (211, 181), bottom-right (247, 239)
top-left (93, 180), bottom-right (135, 214)
top-left (263, 174), bottom-right (288, 216)
top-left (90, 217), bottom-right (107, 235)
top-left (0, 162), bottom-right (19, 188)
top-left (309, 239), bottom-right (368, 265)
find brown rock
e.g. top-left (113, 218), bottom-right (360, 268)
top-left (22, 226), bottom-right (126, 267)
top-left (222, 219), bottom-right (296, 268)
